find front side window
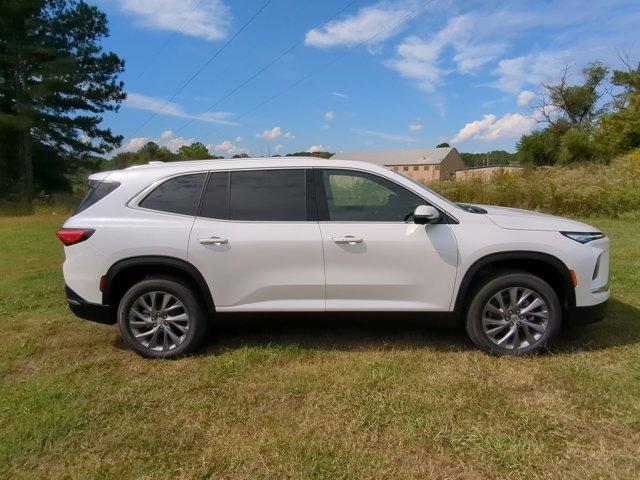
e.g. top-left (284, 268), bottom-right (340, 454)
top-left (139, 173), bottom-right (206, 216)
top-left (321, 169), bottom-right (425, 222)
top-left (229, 169), bottom-right (306, 221)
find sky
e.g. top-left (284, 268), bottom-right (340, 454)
top-left (95, 0), bottom-right (640, 157)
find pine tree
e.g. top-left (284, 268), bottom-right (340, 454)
top-left (0, 0), bottom-right (125, 199)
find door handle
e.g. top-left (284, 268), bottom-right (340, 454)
top-left (333, 236), bottom-right (363, 245)
top-left (198, 236), bottom-right (228, 246)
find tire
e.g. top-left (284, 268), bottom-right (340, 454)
top-left (465, 272), bottom-right (562, 356)
top-left (117, 277), bottom-right (208, 359)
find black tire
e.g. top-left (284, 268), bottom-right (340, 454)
top-left (465, 272), bottom-right (562, 356)
top-left (117, 277), bottom-right (208, 359)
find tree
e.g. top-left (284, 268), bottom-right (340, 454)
top-left (0, 0), bottom-right (125, 199)
top-left (436, 142), bottom-right (450, 148)
top-left (598, 62), bottom-right (640, 153)
top-left (518, 62), bottom-right (610, 166)
top-left (536, 62), bottom-right (609, 130)
top-left (177, 142), bottom-right (214, 160)
top-left (285, 151), bottom-right (333, 159)
top-left (232, 153), bottom-right (250, 158)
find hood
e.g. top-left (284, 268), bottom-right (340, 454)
top-left (471, 204), bottom-right (597, 232)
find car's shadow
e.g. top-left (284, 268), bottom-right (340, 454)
top-left (197, 299), bottom-right (640, 355)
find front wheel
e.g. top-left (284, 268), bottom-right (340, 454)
top-left (117, 277), bottom-right (208, 359)
top-left (465, 272), bottom-right (562, 356)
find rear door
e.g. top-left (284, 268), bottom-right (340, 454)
top-left (316, 168), bottom-right (458, 311)
top-left (188, 168), bottom-right (325, 311)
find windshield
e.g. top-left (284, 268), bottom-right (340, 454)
top-left (392, 170), bottom-right (460, 211)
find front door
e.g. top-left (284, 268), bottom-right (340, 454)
top-left (316, 168), bottom-right (458, 311)
top-left (188, 168), bottom-right (325, 312)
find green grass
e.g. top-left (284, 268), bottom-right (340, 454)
top-left (1, 213), bottom-right (639, 479)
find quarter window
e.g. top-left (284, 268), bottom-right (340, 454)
top-left (320, 169), bottom-right (425, 222)
top-left (139, 173), bottom-right (206, 216)
top-left (76, 180), bottom-right (120, 214)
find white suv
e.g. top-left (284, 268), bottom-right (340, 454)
top-left (57, 157), bottom-right (610, 358)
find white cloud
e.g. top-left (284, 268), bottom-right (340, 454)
top-left (324, 111), bottom-right (335, 122)
top-left (494, 51), bottom-right (570, 93)
top-left (256, 126), bottom-right (294, 140)
top-left (235, 136), bottom-right (243, 142)
top-left (122, 137), bottom-right (149, 152)
top-left (213, 139), bottom-right (246, 156)
top-left (274, 144), bottom-right (283, 152)
top-left (450, 113), bottom-right (537, 143)
top-left (115, 130), bottom-right (198, 155)
top-left (409, 121), bottom-right (423, 131)
top-left (125, 92), bottom-right (235, 125)
top-left (114, 0), bottom-right (231, 41)
top-left (352, 128), bottom-right (420, 144)
top-left (387, 14), bottom-right (506, 92)
top-left (308, 145), bottom-right (328, 153)
top-left (331, 91), bottom-right (349, 99)
top-left (517, 90), bottom-right (536, 106)
top-left (305, 1), bottom-right (414, 48)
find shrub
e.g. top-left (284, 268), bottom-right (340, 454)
top-left (431, 149), bottom-right (640, 217)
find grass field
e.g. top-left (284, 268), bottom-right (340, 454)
top-left (1, 213), bottom-right (639, 479)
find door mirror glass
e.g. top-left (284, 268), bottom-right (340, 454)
top-left (413, 205), bottom-right (440, 224)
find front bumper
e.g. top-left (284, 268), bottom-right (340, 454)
top-left (65, 286), bottom-right (114, 325)
top-left (566, 299), bottom-right (608, 326)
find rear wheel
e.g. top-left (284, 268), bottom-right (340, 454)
top-left (117, 277), bottom-right (208, 359)
top-left (465, 272), bottom-right (561, 356)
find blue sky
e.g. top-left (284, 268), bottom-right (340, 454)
top-left (96, 0), bottom-right (639, 157)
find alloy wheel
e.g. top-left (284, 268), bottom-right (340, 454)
top-left (128, 291), bottom-right (190, 352)
top-left (481, 287), bottom-right (549, 350)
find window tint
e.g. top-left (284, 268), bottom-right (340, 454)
top-left (321, 169), bottom-right (425, 222)
top-left (139, 173), bottom-right (206, 216)
top-left (229, 169), bottom-right (306, 221)
top-left (76, 180), bottom-right (120, 213)
top-left (200, 172), bottom-right (229, 219)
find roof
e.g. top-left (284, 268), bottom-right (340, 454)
top-left (454, 165), bottom-right (523, 172)
top-left (91, 157), bottom-right (396, 182)
top-left (332, 148), bottom-right (456, 166)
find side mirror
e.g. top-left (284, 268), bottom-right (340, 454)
top-left (413, 205), bottom-right (440, 225)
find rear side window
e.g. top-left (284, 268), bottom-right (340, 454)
top-left (200, 172), bottom-right (229, 219)
top-left (76, 180), bottom-right (120, 214)
top-left (230, 169), bottom-right (306, 221)
top-left (139, 173), bottom-right (206, 216)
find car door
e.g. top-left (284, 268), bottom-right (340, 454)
top-left (316, 168), bottom-right (458, 311)
top-left (188, 168), bottom-right (325, 312)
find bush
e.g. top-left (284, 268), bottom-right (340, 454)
top-left (431, 149), bottom-right (640, 217)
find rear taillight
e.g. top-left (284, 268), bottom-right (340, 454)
top-left (56, 228), bottom-right (95, 246)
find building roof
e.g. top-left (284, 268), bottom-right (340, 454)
top-left (332, 147), bottom-right (456, 166)
top-left (454, 165), bottom-right (523, 172)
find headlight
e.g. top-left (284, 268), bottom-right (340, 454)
top-left (560, 231), bottom-right (605, 244)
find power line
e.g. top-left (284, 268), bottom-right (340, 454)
top-left (128, 0), bottom-right (273, 138)
top-left (173, 0), bottom-right (360, 136)
top-left (132, 0), bottom-right (205, 82)
top-left (202, 2), bottom-right (426, 146)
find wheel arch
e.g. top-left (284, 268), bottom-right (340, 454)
top-left (103, 256), bottom-right (215, 319)
top-left (454, 251), bottom-right (576, 316)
